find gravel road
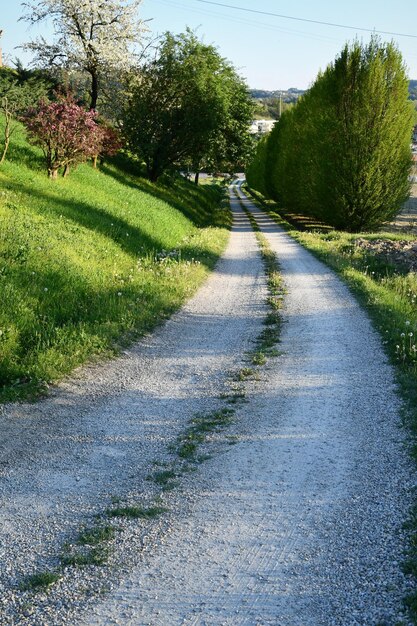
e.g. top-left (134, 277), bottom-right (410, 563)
top-left (84, 187), bottom-right (415, 625)
top-left (0, 193), bottom-right (267, 624)
top-left (0, 186), bottom-right (415, 625)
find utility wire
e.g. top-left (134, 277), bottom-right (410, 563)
top-left (191, 0), bottom-right (417, 40)
top-left (154, 0), bottom-right (340, 43)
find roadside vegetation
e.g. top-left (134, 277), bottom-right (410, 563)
top-left (0, 119), bottom-right (230, 402)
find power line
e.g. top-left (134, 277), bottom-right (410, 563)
top-left (154, 0), bottom-right (340, 43)
top-left (191, 0), bottom-right (417, 40)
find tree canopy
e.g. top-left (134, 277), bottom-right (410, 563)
top-left (21, 0), bottom-right (145, 110)
top-left (122, 30), bottom-right (254, 182)
top-left (247, 38), bottom-right (415, 232)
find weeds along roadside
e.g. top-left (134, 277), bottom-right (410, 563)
top-left (15, 186), bottom-right (285, 609)
top-left (243, 183), bottom-right (417, 620)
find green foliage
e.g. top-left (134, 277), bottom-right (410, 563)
top-left (247, 38), bottom-right (415, 232)
top-left (19, 571), bottom-right (61, 591)
top-left (0, 66), bottom-right (54, 165)
top-left (106, 506), bottom-right (167, 519)
top-left (123, 29), bottom-right (253, 181)
top-left (77, 525), bottom-right (115, 545)
top-left (60, 546), bottom-right (108, 567)
top-left (0, 117), bottom-right (229, 402)
top-left (245, 135), bottom-right (268, 196)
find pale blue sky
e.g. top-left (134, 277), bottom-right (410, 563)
top-left (1, 0), bottom-right (416, 89)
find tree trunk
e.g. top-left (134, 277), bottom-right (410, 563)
top-left (194, 171), bottom-right (200, 185)
top-left (147, 160), bottom-right (161, 182)
top-left (0, 102), bottom-right (11, 165)
top-left (90, 70), bottom-right (99, 111)
top-left (62, 164), bottom-right (70, 177)
top-left (0, 135), bottom-right (9, 165)
top-left (48, 168), bottom-right (58, 179)
top-left (92, 154), bottom-right (98, 168)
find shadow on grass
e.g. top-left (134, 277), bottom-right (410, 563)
top-left (2, 179), bottom-right (162, 256)
top-left (6, 142), bottom-right (45, 172)
top-left (101, 164), bottom-right (223, 228)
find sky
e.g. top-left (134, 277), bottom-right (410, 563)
top-left (1, 0), bottom-right (417, 90)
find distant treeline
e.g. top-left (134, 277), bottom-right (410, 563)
top-left (250, 80), bottom-right (417, 102)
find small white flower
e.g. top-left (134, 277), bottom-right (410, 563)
top-left (44, 287), bottom-right (48, 292)
top-left (117, 292), bottom-right (122, 296)
top-left (406, 320), bottom-right (411, 326)
top-left (401, 332), bottom-right (405, 337)
top-left (409, 332), bottom-right (413, 337)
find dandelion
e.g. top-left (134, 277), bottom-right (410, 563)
top-left (406, 320), bottom-right (411, 326)
top-left (117, 292), bottom-right (122, 296)
top-left (409, 332), bottom-right (413, 337)
top-left (401, 332), bottom-right (405, 337)
top-left (44, 287), bottom-right (48, 292)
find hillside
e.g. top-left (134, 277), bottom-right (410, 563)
top-left (0, 120), bottom-right (230, 402)
top-left (251, 80), bottom-right (417, 101)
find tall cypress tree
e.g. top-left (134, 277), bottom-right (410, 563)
top-left (247, 38), bottom-right (415, 232)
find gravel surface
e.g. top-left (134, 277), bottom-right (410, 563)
top-left (1, 186), bottom-right (415, 625)
top-left (82, 186), bottom-right (415, 625)
top-left (0, 193), bottom-right (267, 624)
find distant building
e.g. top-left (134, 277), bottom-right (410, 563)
top-left (249, 119), bottom-right (276, 135)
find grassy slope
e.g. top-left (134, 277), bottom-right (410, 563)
top-left (245, 185), bottom-right (417, 618)
top-left (0, 121), bottom-right (230, 402)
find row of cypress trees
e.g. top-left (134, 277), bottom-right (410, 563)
top-left (246, 38), bottom-right (416, 232)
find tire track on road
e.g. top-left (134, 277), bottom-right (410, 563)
top-left (82, 187), bottom-right (414, 625)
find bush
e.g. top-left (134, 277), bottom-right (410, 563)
top-left (21, 95), bottom-right (121, 178)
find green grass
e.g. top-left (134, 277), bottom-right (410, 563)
top-left (174, 408), bottom-right (236, 461)
top-left (106, 505), bottom-right (167, 519)
top-left (0, 119), bottom-right (230, 402)
top-left (77, 525), bottom-right (115, 546)
top-left (237, 195), bottom-right (284, 362)
top-left (19, 571), bottom-right (61, 592)
top-left (150, 468), bottom-right (178, 488)
top-left (60, 546), bottom-right (109, 568)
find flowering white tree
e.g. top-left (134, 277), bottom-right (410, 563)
top-left (21, 0), bottom-right (145, 110)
